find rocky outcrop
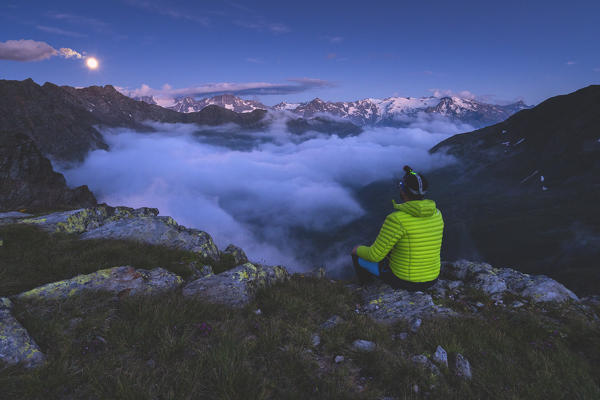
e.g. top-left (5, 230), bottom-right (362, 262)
top-left (355, 281), bottom-right (456, 324)
top-left (0, 297), bottom-right (45, 368)
top-left (182, 263), bottom-right (289, 307)
top-left (15, 266), bottom-right (183, 301)
top-left (351, 260), bottom-right (580, 324)
top-left (17, 205), bottom-right (220, 261)
top-left (0, 132), bottom-right (97, 212)
top-left (439, 260), bottom-right (579, 302)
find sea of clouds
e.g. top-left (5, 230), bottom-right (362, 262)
top-left (59, 114), bottom-right (466, 274)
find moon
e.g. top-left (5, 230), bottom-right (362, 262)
top-left (86, 57), bottom-right (99, 69)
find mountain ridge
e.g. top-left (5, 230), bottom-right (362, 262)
top-left (132, 92), bottom-right (531, 128)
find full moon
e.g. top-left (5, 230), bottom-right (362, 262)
top-left (86, 57), bottom-right (99, 69)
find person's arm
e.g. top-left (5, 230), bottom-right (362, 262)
top-left (356, 215), bottom-right (405, 262)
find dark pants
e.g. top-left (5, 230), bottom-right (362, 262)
top-left (352, 254), bottom-right (438, 291)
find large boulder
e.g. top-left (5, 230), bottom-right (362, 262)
top-left (14, 266), bottom-right (183, 301)
top-left (18, 205), bottom-right (220, 262)
top-left (0, 297), bottom-right (46, 368)
top-left (441, 260), bottom-right (579, 303)
top-left (358, 281), bottom-right (456, 323)
top-left (182, 263), bottom-right (289, 307)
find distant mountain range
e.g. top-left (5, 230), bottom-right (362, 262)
top-left (133, 93), bottom-right (531, 128)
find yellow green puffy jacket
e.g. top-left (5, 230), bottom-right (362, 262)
top-left (356, 199), bottom-right (444, 282)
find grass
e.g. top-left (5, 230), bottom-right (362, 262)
top-left (0, 224), bottom-right (239, 297)
top-left (1, 224), bottom-right (599, 399)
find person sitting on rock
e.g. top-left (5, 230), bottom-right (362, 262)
top-left (351, 165), bottom-right (444, 290)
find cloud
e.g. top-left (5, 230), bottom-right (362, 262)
top-left (325, 36), bottom-right (344, 44)
top-left (123, 0), bottom-right (209, 25)
top-left (58, 47), bottom-right (83, 59)
top-left (48, 12), bottom-right (109, 30)
top-left (327, 53), bottom-right (337, 60)
top-left (119, 78), bottom-right (335, 102)
top-left (566, 60), bottom-right (576, 65)
top-left (429, 88), bottom-right (478, 100)
top-left (47, 12), bottom-right (126, 40)
top-left (36, 25), bottom-right (87, 38)
top-left (245, 57), bottom-right (263, 64)
top-left (59, 115), bottom-right (461, 273)
top-left (0, 39), bottom-right (57, 61)
top-left (594, 68), bottom-right (600, 72)
top-left (0, 39), bottom-right (84, 62)
top-left (234, 19), bottom-right (290, 34)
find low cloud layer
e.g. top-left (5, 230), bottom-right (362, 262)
top-left (0, 39), bottom-right (84, 61)
top-left (119, 78), bottom-right (334, 104)
top-left (59, 115), bottom-right (463, 272)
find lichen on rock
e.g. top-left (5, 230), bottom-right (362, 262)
top-left (440, 260), bottom-right (579, 303)
top-left (359, 281), bottom-right (456, 323)
top-left (14, 266), bottom-right (183, 301)
top-left (0, 297), bottom-right (46, 368)
top-left (17, 205), bottom-right (220, 262)
top-left (182, 263), bottom-right (289, 307)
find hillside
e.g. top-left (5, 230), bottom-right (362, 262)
top-left (1, 207), bottom-right (598, 399)
top-left (0, 79), bottom-right (360, 164)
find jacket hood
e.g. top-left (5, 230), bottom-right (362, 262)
top-left (392, 199), bottom-right (437, 217)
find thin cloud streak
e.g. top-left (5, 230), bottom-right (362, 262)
top-left (120, 78), bottom-right (335, 100)
top-left (123, 0), bottom-right (210, 26)
top-left (36, 25), bottom-right (88, 38)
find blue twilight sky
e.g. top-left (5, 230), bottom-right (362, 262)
top-left (0, 0), bottom-right (599, 106)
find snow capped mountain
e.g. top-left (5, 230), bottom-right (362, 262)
top-left (128, 92), bottom-right (531, 128)
top-left (271, 95), bottom-right (530, 128)
top-left (168, 94), bottom-right (267, 113)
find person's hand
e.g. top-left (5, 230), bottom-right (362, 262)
top-left (351, 245), bottom-right (359, 255)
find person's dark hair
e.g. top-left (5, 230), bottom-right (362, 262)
top-left (400, 165), bottom-right (428, 200)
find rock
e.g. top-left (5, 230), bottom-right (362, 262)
top-left (0, 297), bottom-right (46, 368)
top-left (413, 385), bottom-right (419, 394)
top-left (475, 302), bottom-right (485, 308)
top-left (182, 263), bottom-right (289, 307)
top-left (334, 355), bottom-right (344, 363)
top-left (185, 263), bottom-right (214, 280)
top-left (18, 205), bottom-right (220, 262)
top-left (446, 280), bottom-right (464, 291)
top-left (410, 318), bottom-right (422, 333)
top-left (80, 215), bottom-right (220, 262)
top-left (254, 309), bottom-right (262, 315)
top-left (520, 275), bottom-right (579, 303)
top-left (0, 132), bottom-right (96, 212)
top-left (512, 301), bottom-right (525, 308)
top-left (0, 211), bottom-right (33, 219)
top-left (441, 260), bottom-right (493, 281)
top-left (411, 354), bottom-right (440, 376)
top-left (454, 353), bottom-right (472, 380)
top-left (352, 340), bottom-right (376, 352)
top-left (223, 244), bottom-right (248, 265)
top-left (320, 315), bottom-right (344, 330)
top-left (433, 345), bottom-right (448, 367)
top-left (146, 359), bottom-right (156, 368)
top-left (441, 260), bottom-right (579, 304)
top-left (15, 266), bottom-right (183, 301)
top-left (393, 332), bottom-right (409, 341)
top-left (360, 281), bottom-right (456, 324)
top-left (311, 334), bottom-right (321, 347)
top-left (472, 272), bottom-right (507, 294)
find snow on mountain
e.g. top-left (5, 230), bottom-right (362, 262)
top-left (127, 92), bottom-right (531, 128)
top-left (168, 94), bottom-right (267, 113)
